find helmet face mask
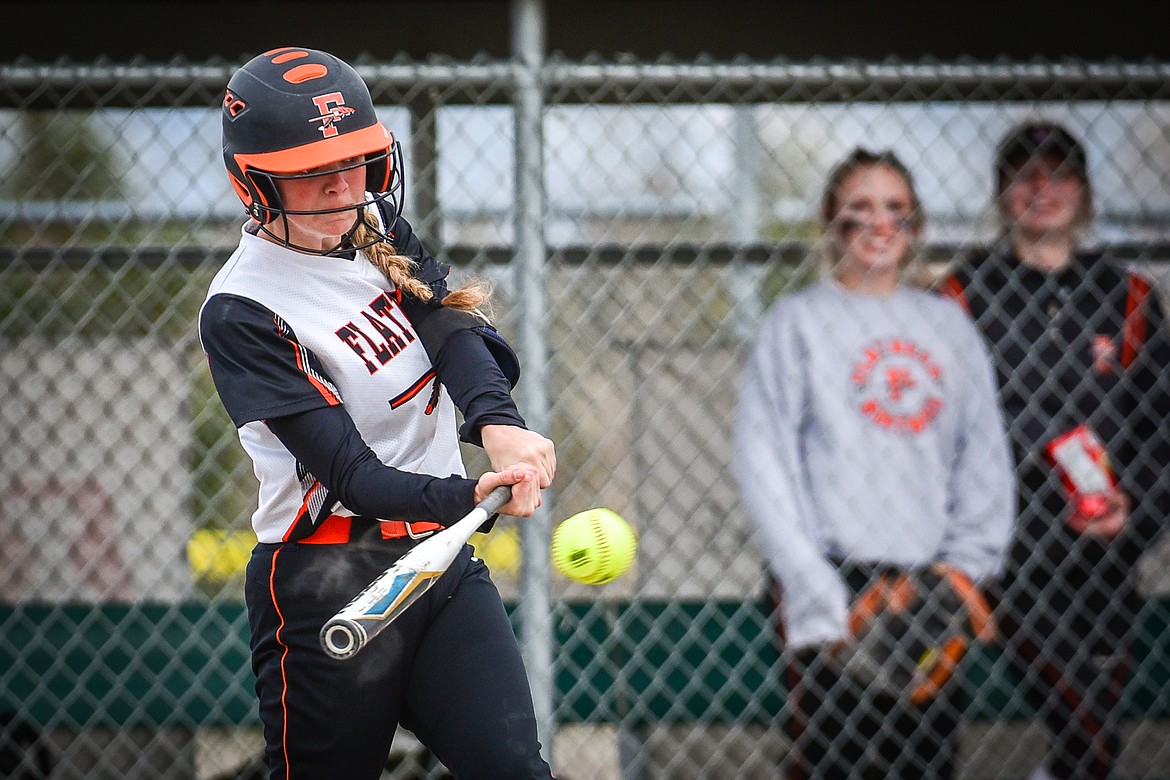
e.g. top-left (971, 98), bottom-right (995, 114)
top-left (245, 146), bottom-right (404, 255)
top-left (222, 47), bottom-right (405, 254)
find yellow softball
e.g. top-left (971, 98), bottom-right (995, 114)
top-left (551, 508), bottom-right (637, 585)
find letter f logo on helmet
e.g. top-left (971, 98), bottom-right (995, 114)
top-left (310, 92), bottom-right (357, 138)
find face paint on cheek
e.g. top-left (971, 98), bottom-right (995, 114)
top-left (838, 218), bottom-right (865, 236)
top-left (837, 216), bottom-right (914, 236)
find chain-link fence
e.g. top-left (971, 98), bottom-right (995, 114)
top-left (2, 54), bottom-right (1169, 779)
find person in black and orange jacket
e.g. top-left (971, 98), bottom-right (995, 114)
top-left (939, 121), bottom-right (1170, 780)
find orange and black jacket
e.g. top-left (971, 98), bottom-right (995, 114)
top-left (939, 248), bottom-right (1170, 584)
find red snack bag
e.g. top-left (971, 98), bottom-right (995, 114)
top-left (1046, 424), bottom-right (1117, 523)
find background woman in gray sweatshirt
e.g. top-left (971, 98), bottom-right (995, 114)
top-left (733, 148), bottom-right (1016, 779)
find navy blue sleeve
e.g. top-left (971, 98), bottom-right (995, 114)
top-left (199, 293), bottom-right (341, 427)
top-left (387, 213), bottom-right (527, 445)
top-left (266, 404), bottom-right (478, 524)
top-left (437, 328), bottom-right (527, 445)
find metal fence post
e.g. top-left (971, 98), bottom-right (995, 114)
top-left (511, 0), bottom-right (555, 764)
top-left (407, 93), bottom-right (440, 240)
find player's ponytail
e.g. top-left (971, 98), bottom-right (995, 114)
top-left (355, 212), bottom-right (493, 316)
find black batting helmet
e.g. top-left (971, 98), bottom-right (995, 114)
top-left (221, 46), bottom-right (404, 231)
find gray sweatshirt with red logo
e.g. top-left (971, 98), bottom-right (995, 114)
top-left (733, 278), bottom-right (1015, 650)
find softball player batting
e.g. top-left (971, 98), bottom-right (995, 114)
top-left (200, 46), bottom-right (556, 779)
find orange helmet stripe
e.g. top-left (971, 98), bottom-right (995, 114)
top-left (234, 122), bottom-right (393, 175)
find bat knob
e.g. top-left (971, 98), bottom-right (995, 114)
top-left (321, 620), bottom-right (365, 660)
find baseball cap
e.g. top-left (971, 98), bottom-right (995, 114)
top-left (996, 121), bottom-right (1087, 181)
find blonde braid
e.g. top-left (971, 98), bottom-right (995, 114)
top-left (355, 211), bottom-right (492, 316)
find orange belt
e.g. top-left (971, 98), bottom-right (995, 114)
top-left (299, 514), bottom-right (443, 545)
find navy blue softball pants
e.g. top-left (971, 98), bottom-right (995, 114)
top-left (245, 533), bottom-right (553, 779)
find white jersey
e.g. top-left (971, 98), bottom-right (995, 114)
top-left (733, 278), bottom-right (1015, 649)
top-left (199, 223), bottom-right (464, 543)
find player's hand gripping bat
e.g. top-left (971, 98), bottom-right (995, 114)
top-left (320, 485), bottom-right (512, 660)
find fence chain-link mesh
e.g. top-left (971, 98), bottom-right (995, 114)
top-left (1, 55), bottom-right (1169, 779)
